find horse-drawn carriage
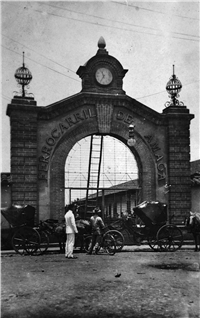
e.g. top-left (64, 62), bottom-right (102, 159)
top-left (1, 205), bottom-right (40, 255)
top-left (1, 204), bottom-right (94, 255)
top-left (106, 201), bottom-right (184, 252)
top-left (2, 202), bottom-right (198, 255)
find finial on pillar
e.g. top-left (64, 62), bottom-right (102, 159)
top-left (14, 52), bottom-right (33, 98)
top-left (165, 65), bottom-right (184, 107)
top-left (98, 36), bottom-right (106, 49)
top-left (96, 37), bottom-right (108, 55)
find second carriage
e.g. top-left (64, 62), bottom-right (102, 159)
top-left (105, 201), bottom-right (184, 252)
top-left (1, 205), bottom-right (40, 255)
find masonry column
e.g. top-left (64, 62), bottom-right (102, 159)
top-left (7, 96), bottom-right (38, 223)
top-left (163, 105), bottom-right (194, 224)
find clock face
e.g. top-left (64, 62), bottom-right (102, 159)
top-left (95, 68), bottom-right (113, 85)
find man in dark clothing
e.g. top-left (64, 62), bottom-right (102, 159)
top-left (87, 207), bottom-right (105, 254)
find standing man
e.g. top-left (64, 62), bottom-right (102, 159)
top-left (65, 203), bottom-right (78, 259)
top-left (87, 207), bottom-right (105, 255)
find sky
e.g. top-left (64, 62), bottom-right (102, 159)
top-left (1, 0), bottom-right (199, 173)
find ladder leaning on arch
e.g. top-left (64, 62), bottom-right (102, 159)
top-left (85, 135), bottom-right (103, 217)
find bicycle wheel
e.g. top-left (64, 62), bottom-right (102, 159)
top-left (105, 230), bottom-right (124, 252)
top-left (12, 227), bottom-right (40, 255)
top-left (84, 235), bottom-right (92, 253)
top-left (32, 230), bottom-right (50, 255)
top-left (103, 233), bottom-right (116, 255)
top-left (156, 225), bottom-right (183, 252)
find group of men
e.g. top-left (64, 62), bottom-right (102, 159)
top-left (64, 203), bottom-right (105, 259)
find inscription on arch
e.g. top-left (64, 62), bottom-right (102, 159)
top-left (38, 107), bottom-right (96, 180)
top-left (115, 109), bottom-right (166, 183)
top-left (144, 135), bottom-right (166, 182)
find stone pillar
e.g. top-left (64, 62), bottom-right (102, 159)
top-left (7, 96), bottom-right (38, 223)
top-left (163, 105), bottom-right (194, 224)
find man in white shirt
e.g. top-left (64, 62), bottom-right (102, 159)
top-left (65, 203), bottom-right (78, 259)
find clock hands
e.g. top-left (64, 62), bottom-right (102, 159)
top-left (99, 70), bottom-right (105, 83)
top-left (95, 68), bottom-right (113, 85)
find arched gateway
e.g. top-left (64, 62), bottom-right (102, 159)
top-left (7, 38), bottom-right (194, 224)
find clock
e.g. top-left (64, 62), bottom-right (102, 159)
top-left (95, 67), bottom-right (113, 85)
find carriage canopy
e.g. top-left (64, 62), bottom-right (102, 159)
top-left (1, 205), bottom-right (35, 227)
top-left (133, 201), bottom-right (167, 227)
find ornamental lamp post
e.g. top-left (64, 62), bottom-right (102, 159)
top-left (165, 65), bottom-right (184, 107)
top-left (127, 124), bottom-right (136, 147)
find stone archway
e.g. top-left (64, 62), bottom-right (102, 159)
top-left (49, 121), bottom-right (156, 221)
top-left (7, 38), bottom-right (194, 225)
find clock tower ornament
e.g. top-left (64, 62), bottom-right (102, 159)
top-left (76, 37), bottom-right (128, 94)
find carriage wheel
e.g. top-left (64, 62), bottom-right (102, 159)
top-left (12, 227), bottom-right (40, 255)
top-left (32, 231), bottom-right (50, 255)
top-left (103, 233), bottom-right (116, 256)
top-left (105, 230), bottom-right (124, 252)
top-left (147, 234), bottom-right (161, 251)
top-left (156, 225), bottom-right (183, 252)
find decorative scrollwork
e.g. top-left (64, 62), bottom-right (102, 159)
top-left (165, 98), bottom-right (184, 108)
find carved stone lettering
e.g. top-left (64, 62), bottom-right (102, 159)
top-left (115, 111), bottom-right (133, 124)
top-left (82, 109), bottom-right (89, 119)
top-left (151, 142), bottom-right (160, 153)
top-left (51, 128), bottom-right (61, 139)
top-left (155, 154), bottom-right (163, 162)
top-left (42, 146), bottom-right (52, 155)
top-left (74, 112), bottom-right (84, 122)
top-left (39, 154), bottom-right (49, 163)
top-left (46, 137), bottom-right (56, 146)
top-left (144, 135), bottom-right (166, 183)
top-left (116, 111), bottom-right (124, 120)
top-left (38, 162), bottom-right (48, 171)
top-left (124, 114), bottom-right (134, 124)
top-left (144, 135), bottom-right (153, 144)
top-left (38, 107), bottom-right (97, 179)
top-left (65, 116), bottom-right (77, 126)
top-left (88, 109), bottom-right (96, 118)
top-left (59, 123), bottom-right (69, 134)
top-left (38, 170), bottom-right (48, 180)
top-left (158, 173), bottom-right (166, 181)
top-left (157, 163), bottom-right (165, 172)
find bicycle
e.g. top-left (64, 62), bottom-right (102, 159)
top-left (84, 232), bottom-right (116, 255)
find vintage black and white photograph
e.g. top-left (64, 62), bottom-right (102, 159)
top-left (1, 1), bottom-right (200, 317)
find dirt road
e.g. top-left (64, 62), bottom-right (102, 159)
top-left (1, 247), bottom-right (200, 318)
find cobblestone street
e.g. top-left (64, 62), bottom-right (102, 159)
top-left (1, 247), bottom-right (200, 318)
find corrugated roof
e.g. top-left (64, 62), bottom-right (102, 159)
top-left (79, 179), bottom-right (140, 201)
top-left (98, 179), bottom-right (140, 196)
